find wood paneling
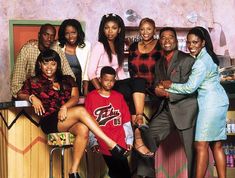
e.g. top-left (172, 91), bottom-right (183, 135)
top-left (0, 107), bottom-right (108, 178)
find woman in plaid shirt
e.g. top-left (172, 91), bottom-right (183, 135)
top-left (17, 49), bottom-right (127, 178)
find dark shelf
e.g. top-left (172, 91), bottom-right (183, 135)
top-left (125, 26), bottom-right (194, 31)
top-left (220, 82), bottom-right (235, 110)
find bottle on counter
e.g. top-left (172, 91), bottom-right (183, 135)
top-left (229, 143), bottom-right (234, 167)
top-left (227, 119), bottom-right (232, 134)
top-left (231, 119), bottom-right (235, 133)
top-left (224, 143), bottom-right (230, 167)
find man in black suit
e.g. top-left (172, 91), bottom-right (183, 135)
top-left (137, 27), bottom-right (198, 178)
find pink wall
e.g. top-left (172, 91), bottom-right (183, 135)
top-left (0, 0), bottom-right (235, 101)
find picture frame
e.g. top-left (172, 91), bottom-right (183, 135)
top-left (9, 20), bottom-right (85, 71)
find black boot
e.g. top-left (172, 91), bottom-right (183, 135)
top-left (69, 172), bottom-right (80, 178)
top-left (110, 144), bottom-right (127, 158)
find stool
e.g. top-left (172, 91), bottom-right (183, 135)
top-left (48, 132), bottom-right (75, 178)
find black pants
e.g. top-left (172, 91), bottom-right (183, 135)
top-left (102, 154), bottom-right (131, 178)
top-left (138, 106), bottom-right (196, 178)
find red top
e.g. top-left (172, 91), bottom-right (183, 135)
top-left (164, 51), bottom-right (174, 68)
top-left (128, 42), bottom-right (162, 87)
top-left (85, 90), bottom-right (131, 156)
top-left (19, 75), bottom-right (77, 117)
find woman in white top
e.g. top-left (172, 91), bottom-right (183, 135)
top-left (58, 19), bottom-right (91, 96)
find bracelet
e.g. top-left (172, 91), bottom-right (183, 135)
top-left (29, 94), bottom-right (35, 103)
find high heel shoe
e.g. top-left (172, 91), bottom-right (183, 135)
top-left (110, 144), bottom-right (127, 158)
top-left (69, 172), bottom-right (80, 178)
top-left (133, 133), bottom-right (154, 158)
top-left (133, 142), bottom-right (154, 158)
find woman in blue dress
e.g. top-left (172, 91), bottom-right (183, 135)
top-left (161, 27), bottom-right (229, 178)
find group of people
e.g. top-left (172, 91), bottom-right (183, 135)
top-left (11, 12), bottom-right (229, 178)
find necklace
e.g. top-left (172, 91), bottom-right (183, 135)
top-left (142, 39), bottom-right (154, 48)
top-left (52, 82), bottom-right (60, 91)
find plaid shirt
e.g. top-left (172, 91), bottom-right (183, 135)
top-left (128, 41), bottom-right (162, 88)
top-left (11, 40), bottom-right (75, 98)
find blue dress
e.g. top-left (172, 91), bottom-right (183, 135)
top-left (167, 48), bottom-right (229, 141)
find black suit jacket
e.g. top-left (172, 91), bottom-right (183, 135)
top-left (153, 50), bottom-right (198, 129)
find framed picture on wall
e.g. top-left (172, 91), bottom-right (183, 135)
top-left (9, 20), bottom-right (61, 71)
top-left (9, 20), bottom-right (85, 71)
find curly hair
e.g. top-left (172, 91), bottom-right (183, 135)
top-left (98, 13), bottom-right (125, 66)
top-left (58, 19), bottom-right (85, 48)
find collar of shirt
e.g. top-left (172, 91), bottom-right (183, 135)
top-left (164, 51), bottom-right (174, 64)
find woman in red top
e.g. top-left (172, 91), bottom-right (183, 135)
top-left (128, 18), bottom-right (162, 157)
top-left (17, 49), bottom-right (126, 178)
top-left (128, 18), bottom-right (161, 88)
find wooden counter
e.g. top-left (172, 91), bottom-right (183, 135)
top-left (0, 100), bottom-right (214, 178)
top-left (0, 100), bottom-right (108, 178)
top-left (154, 131), bottom-right (214, 178)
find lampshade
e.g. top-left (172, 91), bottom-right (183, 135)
top-left (213, 22), bottom-right (227, 47)
top-left (220, 29), bottom-right (227, 47)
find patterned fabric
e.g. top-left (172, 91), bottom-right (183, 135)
top-left (11, 40), bottom-right (75, 98)
top-left (85, 90), bottom-right (132, 156)
top-left (48, 132), bottom-right (75, 146)
top-left (19, 75), bottom-right (77, 117)
top-left (128, 42), bottom-right (161, 87)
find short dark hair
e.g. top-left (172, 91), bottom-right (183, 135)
top-left (100, 66), bottom-right (116, 77)
top-left (159, 27), bottom-right (177, 39)
top-left (159, 27), bottom-right (178, 50)
top-left (39, 23), bottom-right (56, 36)
top-left (35, 49), bottom-right (63, 81)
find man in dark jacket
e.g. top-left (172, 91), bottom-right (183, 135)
top-left (137, 27), bottom-right (198, 178)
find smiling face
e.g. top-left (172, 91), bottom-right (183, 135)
top-left (186, 34), bottom-right (205, 57)
top-left (64, 25), bottom-right (78, 46)
top-left (104, 21), bottom-right (120, 41)
top-left (39, 60), bottom-right (57, 80)
top-left (159, 30), bottom-right (177, 53)
top-left (139, 21), bottom-right (155, 42)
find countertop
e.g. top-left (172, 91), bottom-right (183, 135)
top-left (0, 96), bottom-right (85, 109)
